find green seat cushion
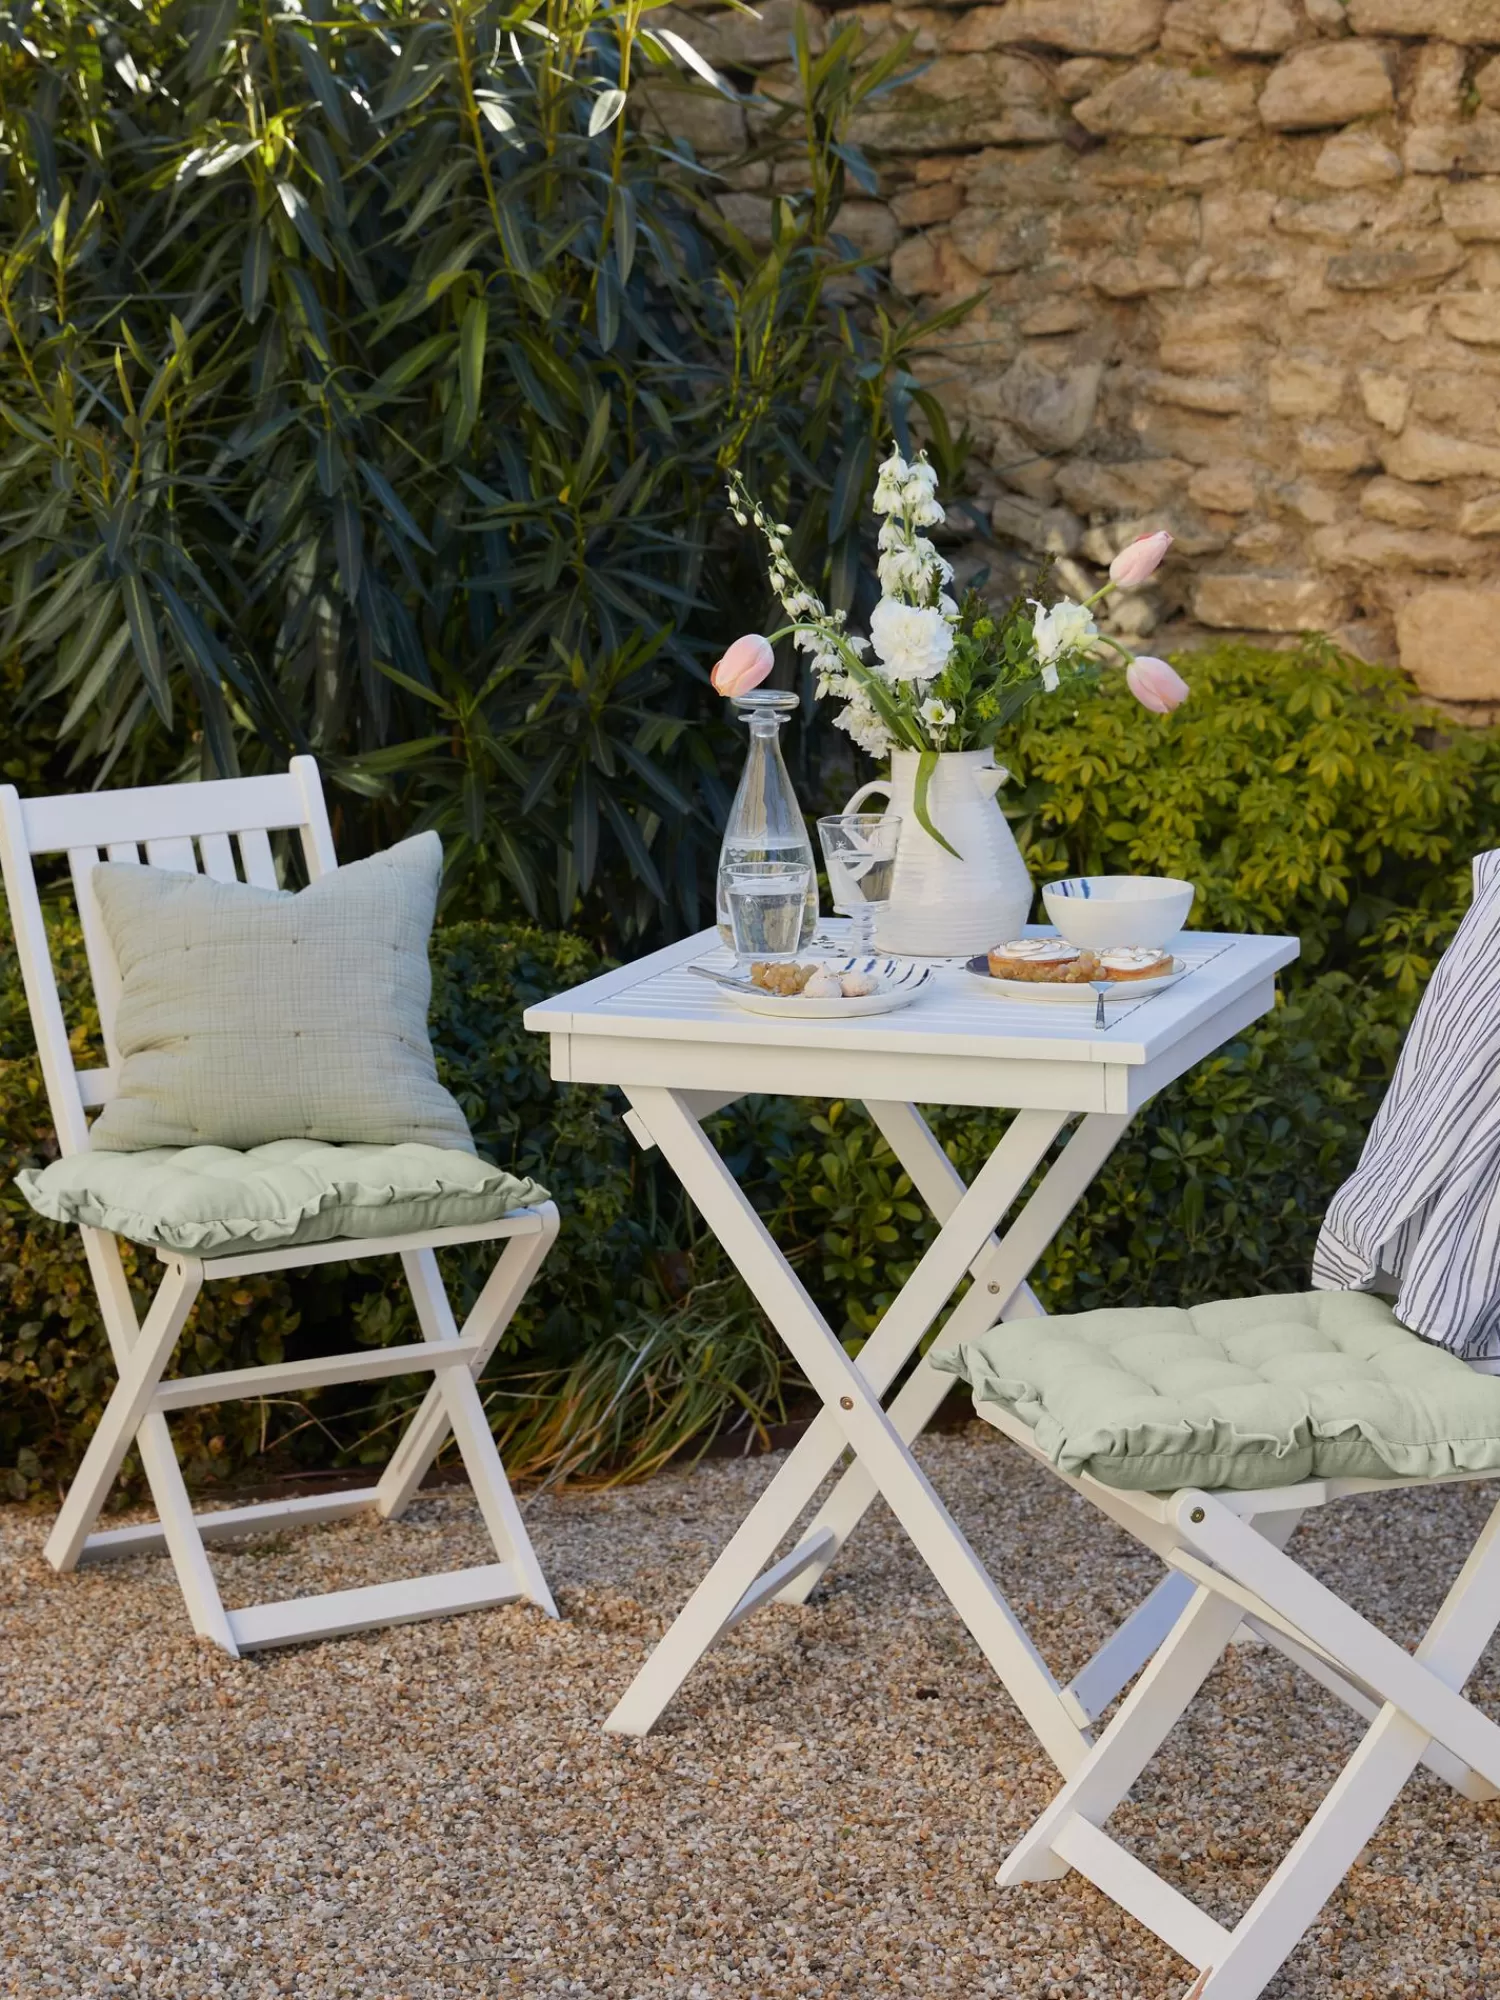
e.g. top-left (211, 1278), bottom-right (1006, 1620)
top-left (87, 833), bottom-right (474, 1154)
top-left (15, 1140), bottom-right (548, 1258)
top-left (932, 1290), bottom-right (1500, 1491)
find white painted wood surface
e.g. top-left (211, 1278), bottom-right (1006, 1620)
top-left (981, 1399), bottom-right (1500, 1999)
top-left (0, 758), bottom-right (561, 1655)
top-left (524, 916), bottom-right (1297, 1759)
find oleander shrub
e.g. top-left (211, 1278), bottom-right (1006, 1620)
top-left (0, 0), bottom-right (956, 944)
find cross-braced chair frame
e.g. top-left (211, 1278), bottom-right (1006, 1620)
top-left (0, 756), bottom-right (559, 1655)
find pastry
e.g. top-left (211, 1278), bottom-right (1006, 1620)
top-left (1099, 947), bottom-right (1173, 981)
top-left (987, 939), bottom-right (1099, 983)
top-left (802, 968), bottom-right (844, 998)
top-left (750, 960), bottom-right (816, 995)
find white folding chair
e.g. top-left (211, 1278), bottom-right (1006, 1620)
top-left (969, 1388), bottom-right (1500, 1999)
top-left (0, 756), bottom-right (560, 1655)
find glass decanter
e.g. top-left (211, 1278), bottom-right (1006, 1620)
top-left (715, 688), bottom-right (818, 950)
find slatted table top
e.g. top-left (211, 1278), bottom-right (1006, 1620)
top-left (524, 924), bottom-right (1300, 1115)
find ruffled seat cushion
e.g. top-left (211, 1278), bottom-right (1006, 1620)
top-left (16, 1140), bottom-right (548, 1258)
top-left (933, 1289), bottom-right (1500, 1491)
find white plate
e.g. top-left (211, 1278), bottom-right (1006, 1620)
top-left (962, 956), bottom-right (1187, 1003)
top-left (720, 957), bottom-right (935, 1019)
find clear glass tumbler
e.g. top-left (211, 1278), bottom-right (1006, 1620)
top-left (817, 812), bottom-right (902, 953)
top-left (725, 860), bottom-right (813, 967)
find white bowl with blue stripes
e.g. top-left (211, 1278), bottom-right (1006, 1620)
top-left (1041, 875), bottom-right (1195, 951)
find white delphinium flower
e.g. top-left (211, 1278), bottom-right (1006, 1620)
top-left (919, 697), bottom-right (955, 728)
top-left (872, 447), bottom-right (908, 515)
top-left (870, 599), bottom-right (954, 683)
top-left (1032, 598), bottom-right (1097, 667)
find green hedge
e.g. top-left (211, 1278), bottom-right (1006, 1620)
top-left (1, 641), bottom-right (1494, 1497)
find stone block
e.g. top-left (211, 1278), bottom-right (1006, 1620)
top-left (1313, 130), bottom-right (1404, 190)
top-left (1277, 480), bottom-right (1342, 527)
top-left (891, 182), bottom-right (963, 227)
top-left (984, 350), bottom-right (1105, 450)
top-left (1018, 295), bottom-right (1097, 333)
top-left (658, 0), bottom-right (823, 68)
top-left (1056, 57), bottom-right (1125, 100)
top-left (1140, 371), bottom-right (1249, 413)
top-left (950, 0), bottom-right (1166, 56)
top-left (1361, 477), bottom-right (1438, 527)
top-left (1325, 236), bottom-right (1466, 290)
top-left (835, 201), bottom-right (901, 260)
top-left (1382, 427), bottom-right (1500, 483)
top-left (1130, 403), bottom-right (1250, 465)
top-left (1143, 196), bottom-right (1203, 247)
top-left (1411, 369), bottom-right (1500, 436)
top-left (891, 233), bottom-right (942, 295)
top-left (1349, 0), bottom-right (1500, 41)
top-left (1298, 425), bottom-right (1380, 475)
top-left (1193, 572), bottom-right (1348, 631)
top-left (1311, 523), bottom-right (1486, 573)
top-left (1054, 457), bottom-right (1193, 511)
top-left (1405, 117), bottom-right (1500, 176)
top-left (1090, 249), bottom-right (1185, 295)
top-left (990, 492), bottom-right (1085, 553)
top-left (1188, 463), bottom-right (1259, 512)
top-left (1358, 370), bottom-right (1411, 435)
top-left (1410, 42), bottom-right (1467, 126)
top-left (1273, 193), bottom-right (1378, 243)
top-left (1074, 62), bottom-right (1260, 139)
top-left (853, 55), bottom-right (1069, 152)
top-left (1268, 355), bottom-right (1346, 420)
top-left (1396, 588), bottom-right (1500, 703)
top-left (1259, 43), bottom-right (1395, 132)
top-left (1478, 56), bottom-right (1500, 113)
top-left (949, 206), bottom-right (1050, 273)
top-left (1440, 183), bottom-right (1500, 244)
top-left (1216, 0), bottom-right (1301, 54)
top-left (716, 191), bottom-right (774, 246)
top-left (1460, 493), bottom-right (1500, 535)
top-left (1438, 295), bottom-right (1500, 346)
top-left (638, 80), bottom-right (747, 154)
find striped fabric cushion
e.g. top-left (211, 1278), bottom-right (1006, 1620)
top-left (1313, 850), bottom-right (1500, 1367)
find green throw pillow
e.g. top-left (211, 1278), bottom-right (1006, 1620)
top-left (16, 1140), bottom-right (548, 1257)
top-left (87, 832), bottom-right (473, 1153)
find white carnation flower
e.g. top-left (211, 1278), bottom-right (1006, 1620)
top-left (869, 598), bottom-right (954, 683)
top-left (1032, 598), bottom-right (1098, 666)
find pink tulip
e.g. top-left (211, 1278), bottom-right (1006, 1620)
top-left (711, 633), bottom-right (775, 696)
top-left (1109, 530), bottom-right (1174, 588)
top-left (1126, 655), bottom-right (1190, 715)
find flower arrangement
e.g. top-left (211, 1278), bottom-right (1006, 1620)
top-left (715, 446), bottom-right (1187, 851)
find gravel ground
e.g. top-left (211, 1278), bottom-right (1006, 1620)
top-left (1, 1425), bottom-right (1496, 2000)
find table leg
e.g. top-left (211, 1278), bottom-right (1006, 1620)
top-left (605, 1087), bottom-right (1092, 1775)
top-left (776, 1105), bottom-right (1132, 1607)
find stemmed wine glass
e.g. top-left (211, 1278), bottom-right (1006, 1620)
top-left (816, 813), bottom-right (902, 955)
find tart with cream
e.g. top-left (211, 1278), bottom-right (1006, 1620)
top-left (986, 940), bottom-right (1100, 983)
top-left (1098, 947), bottom-right (1174, 981)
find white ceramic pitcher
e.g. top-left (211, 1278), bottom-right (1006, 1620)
top-left (844, 748), bottom-right (1033, 957)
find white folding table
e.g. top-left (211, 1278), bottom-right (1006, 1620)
top-left (524, 924), bottom-right (1298, 1773)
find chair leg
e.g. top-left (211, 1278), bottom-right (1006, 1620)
top-left (45, 1258), bottom-right (203, 1572)
top-left (375, 1215), bottom-right (557, 1521)
top-left (385, 1246), bottom-right (557, 1616)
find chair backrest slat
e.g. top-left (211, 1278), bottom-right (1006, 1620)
top-left (237, 827), bottom-right (278, 888)
top-left (0, 758), bottom-right (334, 1155)
top-left (198, 832), bottom-right (238, 882)
top-left (143, 837), bottom-right (197, 873)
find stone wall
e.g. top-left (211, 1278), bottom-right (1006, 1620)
top-left (657, 0), bottom-right (1500, 715)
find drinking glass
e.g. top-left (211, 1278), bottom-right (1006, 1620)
top-left (725, 860), bottom-right (813, 967)
top-left (817, 813), bottom-right (902, 953)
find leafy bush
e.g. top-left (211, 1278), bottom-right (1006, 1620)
top-left (1011, 636), bottom-right (1500, 1000)
top-left (0, 0), bottom-right (954, 941)
top-left (1, 641), bottom-right (1492, 1496)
